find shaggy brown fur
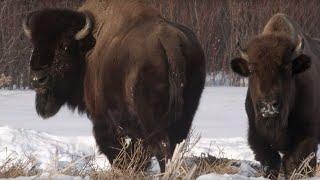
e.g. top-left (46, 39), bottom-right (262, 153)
top-left (231, 13), bottom-right (320, 179)
top-left (23, 0), bottom-right (205, 171)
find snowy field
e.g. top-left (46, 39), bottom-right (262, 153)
top-left (0, 87), bottom-right (248, 138)
top-left (0, 87), bottom-right (314, 179)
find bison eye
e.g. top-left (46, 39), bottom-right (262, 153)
top-left (64, 46), bottom-right (68, 51)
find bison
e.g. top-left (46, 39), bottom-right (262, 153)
top-left (231, 14), bottom-right (320, 179)
top-left (22, 0), bottom-right (205, 171)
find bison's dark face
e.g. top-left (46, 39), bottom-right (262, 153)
top-left (231, 34), bottom-right (311, 124)
top-left (23, 9), bottom-right (95, 118)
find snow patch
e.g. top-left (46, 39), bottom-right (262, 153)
top-left (0, 126), bottom-right (109, 171)
top-left (0, 126), bottom-right (257, 172)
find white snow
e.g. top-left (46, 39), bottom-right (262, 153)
top-left (0, 125), bottom-right (260, 179)
top-left (0, 126), bottom-right (108, 171)
top-left (0, 87), bottom-right (248, 138)
top-left (0, 90), bottom-right (91, 136)
top-left (193, 137), bottom-right (254, 161)
top-left (193, 87), bottom-right (248, 138)
top-left (0, 126), bottom-right (255, 169)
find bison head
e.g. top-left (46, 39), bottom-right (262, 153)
top-left (231, 34), bottom-right (311, 126)
top-left (23, 9), bottom-right (95, 118)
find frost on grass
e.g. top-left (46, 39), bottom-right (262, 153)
top-left (0, 153), bottom-right (38, 178)
top-left (0, 128), bottom-right (265, 179)
top-left (2, 127), bottom-right (320, 179)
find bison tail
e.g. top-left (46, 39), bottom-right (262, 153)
top-left (159, 36), bottom-right (186, 122)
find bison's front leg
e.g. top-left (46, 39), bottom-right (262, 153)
top-left (93, 121), bottom-right (122, 164)
top-left (156, 136), bottom-right (171, 172)
top-left (251, 142), bottom-right (281, 179)
top-left (248, 128), bottom-right (281, 179)
top-left (283, 137), bottom-right (317, 179)
top-left (145, 134), bottom-right (171, 172)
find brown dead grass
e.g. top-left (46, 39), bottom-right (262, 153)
top-left (289, 153), bottom-right (317, 180)
top-left (91, 139), bottom-right (152, 180)
top-left (0, 74), bottom-right (12, 88)
top-left (4, 136), bottom-right (320, 180)
top-left (0, 153), bottom-right (38, 178)
top-left (0, 137), bottom-right (256, 180)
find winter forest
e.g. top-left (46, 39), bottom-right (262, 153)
top-left (1, 0), bottom-right (320, 88)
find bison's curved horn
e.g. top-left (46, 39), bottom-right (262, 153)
top-left (75, 13), bottom-right (93, 40)
top-left (237, 41), bottom-right (249, 61)
top-left (295, 35), bottom-right (304, 54)
top-left (22, 16), bottom-right (32, 39)
top-left (282, 15), bottom-right (297, 43)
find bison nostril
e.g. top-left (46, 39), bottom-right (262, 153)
top-left (257, 101), bottom-right (266, 110)
top-left (270, 100), bottom-right (279, 109)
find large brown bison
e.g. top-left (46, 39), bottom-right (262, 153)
top-left (231, 14), bottom-right (320, 179)
top-left (22, 0), bottom-right (205, 170)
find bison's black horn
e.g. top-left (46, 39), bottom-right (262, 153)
top-left (22, 15), bottom-right (32, 39)
top-left (237, 40), bottom-right (249, 61)
top-left (75, 12), bottom-right (93, 40)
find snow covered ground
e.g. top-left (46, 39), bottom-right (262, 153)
top-left (0, 87), bottom-right (248, 138)
top-left (0, 126), bottom-right (258, 179)
top-left (0, 87), bottom-right (310, 179)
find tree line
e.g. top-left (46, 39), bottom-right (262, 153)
top-left (1, 0), bottom-right (319, 88)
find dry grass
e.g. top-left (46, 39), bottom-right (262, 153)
top-left (0, 73), bottom-right (12, 88)
top-left (91, 139), bottom-right (152, 180)
top-left (3, 136), bottom-right (320, 180)
top-left (0, 153), bottom-right (38, 178)
top-left (0, 136), bottom-right (256, 180)
top-left (88, 135), bottom-right (243, 180)
top-left (160, 133), bottom-right (239, 180)
top-left (289, 153), bottom-right (317, 180)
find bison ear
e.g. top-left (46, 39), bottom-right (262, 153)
top-left (231, 58), bottom-right (251, 77)
top-left (292, 54), bottom-right (311, 75)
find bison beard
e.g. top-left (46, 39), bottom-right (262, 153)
top-left (255, 101), bottom-right (289, 142)
top-left (35, 91), bottom-right (64, 118)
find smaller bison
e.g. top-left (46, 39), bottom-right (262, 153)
top-left (231, 13), bottom-right (320, 179)
top-left (23, 0), bottom-right (205, 171)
